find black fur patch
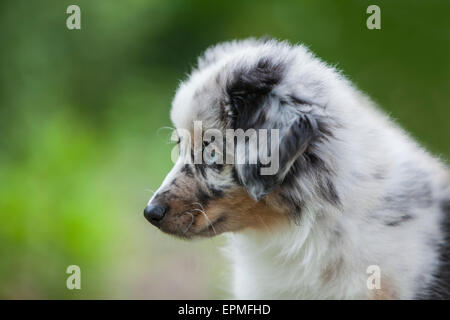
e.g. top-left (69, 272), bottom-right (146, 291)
top-left (226, 57), bottom-right (284, 130)
top-left (287, 94), bottom-right (310, 106)
top-left (372, 165), bottom-right (387, 180)
top-left (210, 163), bottom-right (225, 172)
top-left (380, 165), bottom-right (433, 221)
top-left (232, 167), bottom-right (241, 184)
top-left (209, 186), bottom-right (225, 198)
top-left (194, 163), bottom-right (207, 179)
top-left (383, 176), bottom-right (432, 215)
top-left (278, 192), bottom-right (304, 221)
top-left (181, 164), bottom-right (194, 177)
top-left (196, 188), bottom-right (211, 207)
top-left (278, 114), bottom-right (319, 172)
top-left (318, 178), bottom-right (341, 207)
top-left (302, 151), bottom-right (333, 175)
top-left (426, 199), bottom-right (450, 299)
top-left (384, 214), bottom-right (414, 227)
top-left (279, 147), bottom-right (341, 211)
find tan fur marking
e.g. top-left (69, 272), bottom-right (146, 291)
top-left (198, 188), bottom-right (288, 234)
top-left (372, 276), bottom-right (397, 300)
top-left (321, 256), bottom-right (344, 284)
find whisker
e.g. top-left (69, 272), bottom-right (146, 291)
top-left (181, 211), bottom-right (195, 234)
top-left (157, 126), bottom-right (175, 135)
top-left (156, 126), bottom-right (176, 144)
top-left (192, 202), bottom-right (205, 211)
top-left (192, 202), bottom-right (217, 236)
top-left (255, 213), bottom-right (270, 232)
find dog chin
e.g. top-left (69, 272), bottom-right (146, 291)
top-left (158, 223), bottom-right (220, 240)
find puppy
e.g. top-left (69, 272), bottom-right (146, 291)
top-left (144, 38), bottom-right (450, 299)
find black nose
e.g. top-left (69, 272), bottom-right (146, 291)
top-left (144, 204), bottom-right (166, 225)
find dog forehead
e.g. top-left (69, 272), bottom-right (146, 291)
top-left (170, 68), bottom-right (224, 130)
top-left (169, 40), bottom-right (319, 131)
top-left (170, 45), bottom-right (268, 130)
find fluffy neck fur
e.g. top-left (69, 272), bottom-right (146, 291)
top-left (226, 83), bottom-right (447, 299)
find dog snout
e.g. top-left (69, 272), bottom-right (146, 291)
top-left (144, 203), bottom-right (167, 226)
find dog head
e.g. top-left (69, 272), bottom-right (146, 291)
top-left (144, 39), bottom-right (334, 238)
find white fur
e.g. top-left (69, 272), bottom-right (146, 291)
top-left (167, 39), bottom-right (450, 299)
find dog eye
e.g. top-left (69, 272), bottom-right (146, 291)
top-left (224, 103), bottom-right (237, 119)
top-left (171, 136), bottom-right (181, 145)
top-left (202, 142), bottom-right (224, 169)
top-left (203, 142), bottom-right (216, 164)
top-left (204, 151), bottom-right (218, 165)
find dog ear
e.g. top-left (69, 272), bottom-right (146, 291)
top-left (235, 113), bottom-right (319, 201)
top-left (225, 57), bottom-right (320, 201)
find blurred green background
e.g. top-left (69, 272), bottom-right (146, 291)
top-left (0, 0), bottom-right (448, 299)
